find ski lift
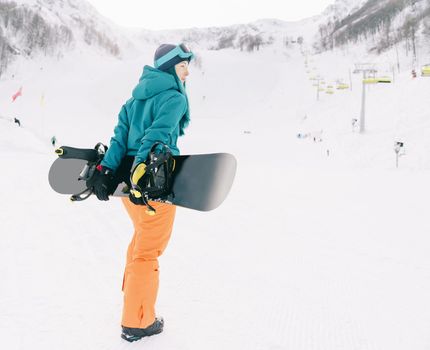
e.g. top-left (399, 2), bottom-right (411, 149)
top-left (377, 76), bottom-right (392, 83)
top-left (422, 64), bottom-right (430, 77)
top-left (363, 77), bottom-right (378, 84)
top-left (336, 83), bottom-right (349, 90)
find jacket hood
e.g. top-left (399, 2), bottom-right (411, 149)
top-left (132, 65), bottom-right (180, 100)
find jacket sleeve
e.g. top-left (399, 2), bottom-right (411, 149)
top-left (134, 93), bottom-right (187, 165)
top-left (100, 104), bottom-right (130, 172)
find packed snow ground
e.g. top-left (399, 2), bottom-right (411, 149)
top-left (1, 43), bottom-right (430, 350)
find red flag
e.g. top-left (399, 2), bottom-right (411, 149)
top-left (12, 87), bottom-right (22, 102)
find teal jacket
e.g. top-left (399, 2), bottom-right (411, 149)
top-left (101, 66), bottom-right (190, 171)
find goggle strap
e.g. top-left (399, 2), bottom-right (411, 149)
top-left (155, 45), bottom-right (194, 68)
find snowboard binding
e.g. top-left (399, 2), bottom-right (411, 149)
top-left (54, 143), bottom-right (108, 202)
top-left (130, 142), bottom-right (176, 214)
top-left (53, 142), bottom-right (176, 211)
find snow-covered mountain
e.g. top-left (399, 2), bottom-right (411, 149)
top-left (2, 0), bottom-right (429, 79)
top-left (1, 0), bottom-right (396, 79)
top-left (129, 18), bottom-right (313, 53)
top-left (0, 0), bottom-right (132, 77)
top-left (316, 0), bottom-right (430, 55)
top-left (1, 0), bottom-right (429, 88)
top-left (0, 0), bottom-right (324, 78)
top-left (321, 0), bottom-right (368, 22)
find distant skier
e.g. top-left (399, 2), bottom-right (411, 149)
top-left (352, 118), bottom-right (358, 132)
top-left (14, 117), bottom-right (21, 127)
top-left (90, 43), bottom-right (193, 342)
top-left (51, 136), bottom-right (57, 147)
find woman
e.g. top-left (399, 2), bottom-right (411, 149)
top-left (91, 43), bottom-right (193, 342)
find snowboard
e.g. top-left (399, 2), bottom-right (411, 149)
top-left (48, 145), bottom-right (237, 212)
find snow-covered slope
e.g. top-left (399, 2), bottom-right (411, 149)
top-left (1, 39), bottom-right (430, 350)
top-left (2, 1), bottom-right (430, 349)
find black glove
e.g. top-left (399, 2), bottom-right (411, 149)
top-left (92, 165), bottom-right (115, 201)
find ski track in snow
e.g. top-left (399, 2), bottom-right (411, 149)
top-left (1, 45), bottom-right (430, 350)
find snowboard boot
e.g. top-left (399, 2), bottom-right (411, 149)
top-left (121, 317), bottom-right (164, 342)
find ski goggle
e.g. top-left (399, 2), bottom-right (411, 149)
top-left (154, 44), bottom-right (194, 69)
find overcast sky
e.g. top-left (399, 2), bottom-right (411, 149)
top-left (86, 0), bottom-right (334, 30)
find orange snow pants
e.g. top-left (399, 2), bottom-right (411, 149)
top-left (121, 198), bottom-right (176, 328)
